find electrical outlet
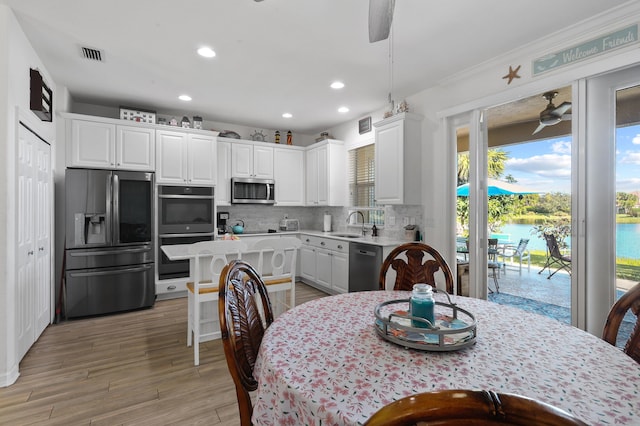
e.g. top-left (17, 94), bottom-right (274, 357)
top-left (402, 217), bottom-right (409, 226)
top-left (388, 216), bottom-right (396, 226)
top-left (409, 217), bottom-right (415, 225)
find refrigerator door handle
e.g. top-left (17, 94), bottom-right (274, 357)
top-left (68, 247), bottom-right (152, 257)
top-left (105, 172), bottom-right (113, 245)
top-left (68, 264), bottom-right (153, 278)
top-left (112, 173), bottom-right (120, 245)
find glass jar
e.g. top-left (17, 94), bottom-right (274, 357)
top-left (410, 283), bottom-right (434, 328)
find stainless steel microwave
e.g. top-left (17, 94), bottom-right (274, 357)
top-left (231, 177), bottom-right (275, 204)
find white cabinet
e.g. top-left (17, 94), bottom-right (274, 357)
top-left (374, 112), bottom-right (423, 205)
top-left (17, 125), bottom-right (52, 361)
top-left (116, 125), bottom-right (155, 170)
top-left (274, 147), bottom-right (305, 206)
top-left (300, 244), bottom-right (317, 282)
top-left (156, 130), bottom-right (217, 185)
top-left (231, 141), bottom-right (274, 179)
top-left (216, 140), bottom-right (232, 205)
top-left (299, 235), bottom-right (349, 294)
top-left (68, 119), bottom-right (155, 171)
top-left (305, 139), bottom-right (346, 206)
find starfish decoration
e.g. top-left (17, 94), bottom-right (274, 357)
top-left (502, 65), bottom-right (521, 84)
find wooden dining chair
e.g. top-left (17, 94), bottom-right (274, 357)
top-left (363, 389), bottom-right (588, 426)
top-left (186, 239), bottom-right (247, 366)
top-left (602, 282), bottom-right (640, 364)
top-left (379, 242), bottom-right (454, 294)
top-left (219, 260), bottom-right (274, 426)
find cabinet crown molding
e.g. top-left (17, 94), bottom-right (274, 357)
top-left (374, 112), bottom-right (423, 128)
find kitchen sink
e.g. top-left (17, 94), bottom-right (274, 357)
top-left (330, 233), bottom-right (362, 239)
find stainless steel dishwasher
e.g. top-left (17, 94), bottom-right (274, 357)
top-left (349, 242), bottom-right (383, 292)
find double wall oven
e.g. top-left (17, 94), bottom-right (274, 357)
top-left (157, 185), bottom-right (215, 280)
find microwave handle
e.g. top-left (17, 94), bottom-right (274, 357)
top-left (266, 183), bottom-right (271, 201)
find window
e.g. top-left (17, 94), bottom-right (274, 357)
top-left (348, 144), bottom-right (384, 225)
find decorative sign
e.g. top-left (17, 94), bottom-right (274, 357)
top-left (30, 68), bottom-right (52, 122)
top-left (359, 116), bottom-right (372, 134)
top-left (533, 24), bottom-right (638, 75)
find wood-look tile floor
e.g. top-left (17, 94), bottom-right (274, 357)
top-left (0, 283), bottom-right (327, 426)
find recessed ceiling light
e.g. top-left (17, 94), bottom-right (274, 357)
top-left (330, 81), bottom-right (345, 89)
top-left (197, 47), bottom-right (216, 58)
top-left (179, 95), bottom-right (192, 101)
top-left (338, 106), bottom-right (349, 113)
top-left (282, 113), bottom-right (293, 118)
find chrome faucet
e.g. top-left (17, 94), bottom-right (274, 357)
top-left (346, 211), bottom-right (366, 236)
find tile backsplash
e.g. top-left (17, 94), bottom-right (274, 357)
top-left (219, 205), bottom-right (423, 241)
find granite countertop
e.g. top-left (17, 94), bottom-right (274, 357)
top-left (297, 230), bottom-right (409, 247)
top-left (219, 229), bottom-right (410, 247)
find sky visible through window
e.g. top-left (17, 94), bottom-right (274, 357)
top-left (499, 124), bottom-right (640, 194)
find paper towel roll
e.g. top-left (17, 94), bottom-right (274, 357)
top-left (323, 214), bottom-right (332, 232)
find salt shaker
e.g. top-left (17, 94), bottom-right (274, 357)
top-left (410, 283), bottom-right (434, 328)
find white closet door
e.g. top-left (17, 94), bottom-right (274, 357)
top-left (35, 140), bottom-right (52, 336)
top-left (16, 124), bottom-right (52, 361)
top-left (17, 125), bottom-right (36, 360)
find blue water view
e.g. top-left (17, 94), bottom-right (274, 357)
top-left (499, 223), bottom-right (640, 260)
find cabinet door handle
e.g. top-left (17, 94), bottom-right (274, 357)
top-left (39, 247), bottom-right (45, 251)
top-left (28, 250), bottom-right (34, 255)
top-left (320, 241), bottom-right (325, 246)
top-left (337, 245), bottom-right (343, 249)
top-left (167, 285), bottom-right (176, 291)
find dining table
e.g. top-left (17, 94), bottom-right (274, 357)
top-left (252, 290), bottom-right (640, 425)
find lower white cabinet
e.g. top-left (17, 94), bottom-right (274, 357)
top-left (300, 235), bottom-right (349, 294)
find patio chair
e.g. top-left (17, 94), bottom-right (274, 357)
top-left (364, 389), bottom-right (588, 425)
top-left (487, 238), bottom-right (499, 261)
top-left (499, 238), bottom-right (531, 273)
top-left (602, 282), bottom-right (640, 364)
top-left (538, 233), bottom-right (571, 279)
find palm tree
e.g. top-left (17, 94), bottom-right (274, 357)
top-left (457, 149), bottom-right (508, 184)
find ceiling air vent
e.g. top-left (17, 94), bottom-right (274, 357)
top-left (81, 46), bottom-right (104, 62)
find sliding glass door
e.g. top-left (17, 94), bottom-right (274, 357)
top-left (585, 64), bottom-right (640, 335)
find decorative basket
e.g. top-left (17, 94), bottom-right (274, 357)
top-left (374, 290), bottom-right (477, 351)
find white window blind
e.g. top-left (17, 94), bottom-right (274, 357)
top-left (348, 144), bottom-right (384, 225)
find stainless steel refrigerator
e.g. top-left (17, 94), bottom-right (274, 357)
top-left (64, 168), bottom-right (155, 318)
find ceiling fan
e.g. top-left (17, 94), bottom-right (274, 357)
top-left (533, 91), bottom-right (572, 135)
top-left (369, 0), bottom-right (395, 43)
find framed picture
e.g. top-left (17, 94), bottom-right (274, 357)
top-left (359, 116), bottom-right (372, 134)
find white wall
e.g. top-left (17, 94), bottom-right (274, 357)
top-left (0, 5), bottom-right (57, 387)
top-left (329, 2), bottom-right (640, 261)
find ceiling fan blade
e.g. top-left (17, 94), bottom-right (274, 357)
top-left (553, 101), bottom-right (572, 117)
top-left (560, 113), bottom-right (572, 121)
top-left (369, 0), bottom-right (395, 43)
top-left (532, 123), bottom-right (546, 135)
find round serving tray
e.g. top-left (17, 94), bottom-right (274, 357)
top-left (374, 290), bottom-right (477, 351)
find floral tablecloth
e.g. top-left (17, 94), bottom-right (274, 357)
top-left (252, 291), bottom-right (640, 425)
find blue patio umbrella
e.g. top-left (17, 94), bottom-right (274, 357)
top-left (457, 178), bottom-right (539, 197)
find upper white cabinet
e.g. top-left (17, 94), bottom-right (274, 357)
top-left (274, 146), bottom-right (305, 206)
top-left (374, 112), bottom-right (423, 205)
top-left (305, 139), bottom-right (346, 206)
top-left (231, 140), bottom-right (274, 179)
top-left (117, 125), bottom-right (156, 170)
top-left (67, 119), bottom-right (155, 171)
top-left (216, 140), bottom-right (232, 205)
top-left (156, 130), bottom-right (217, 185)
